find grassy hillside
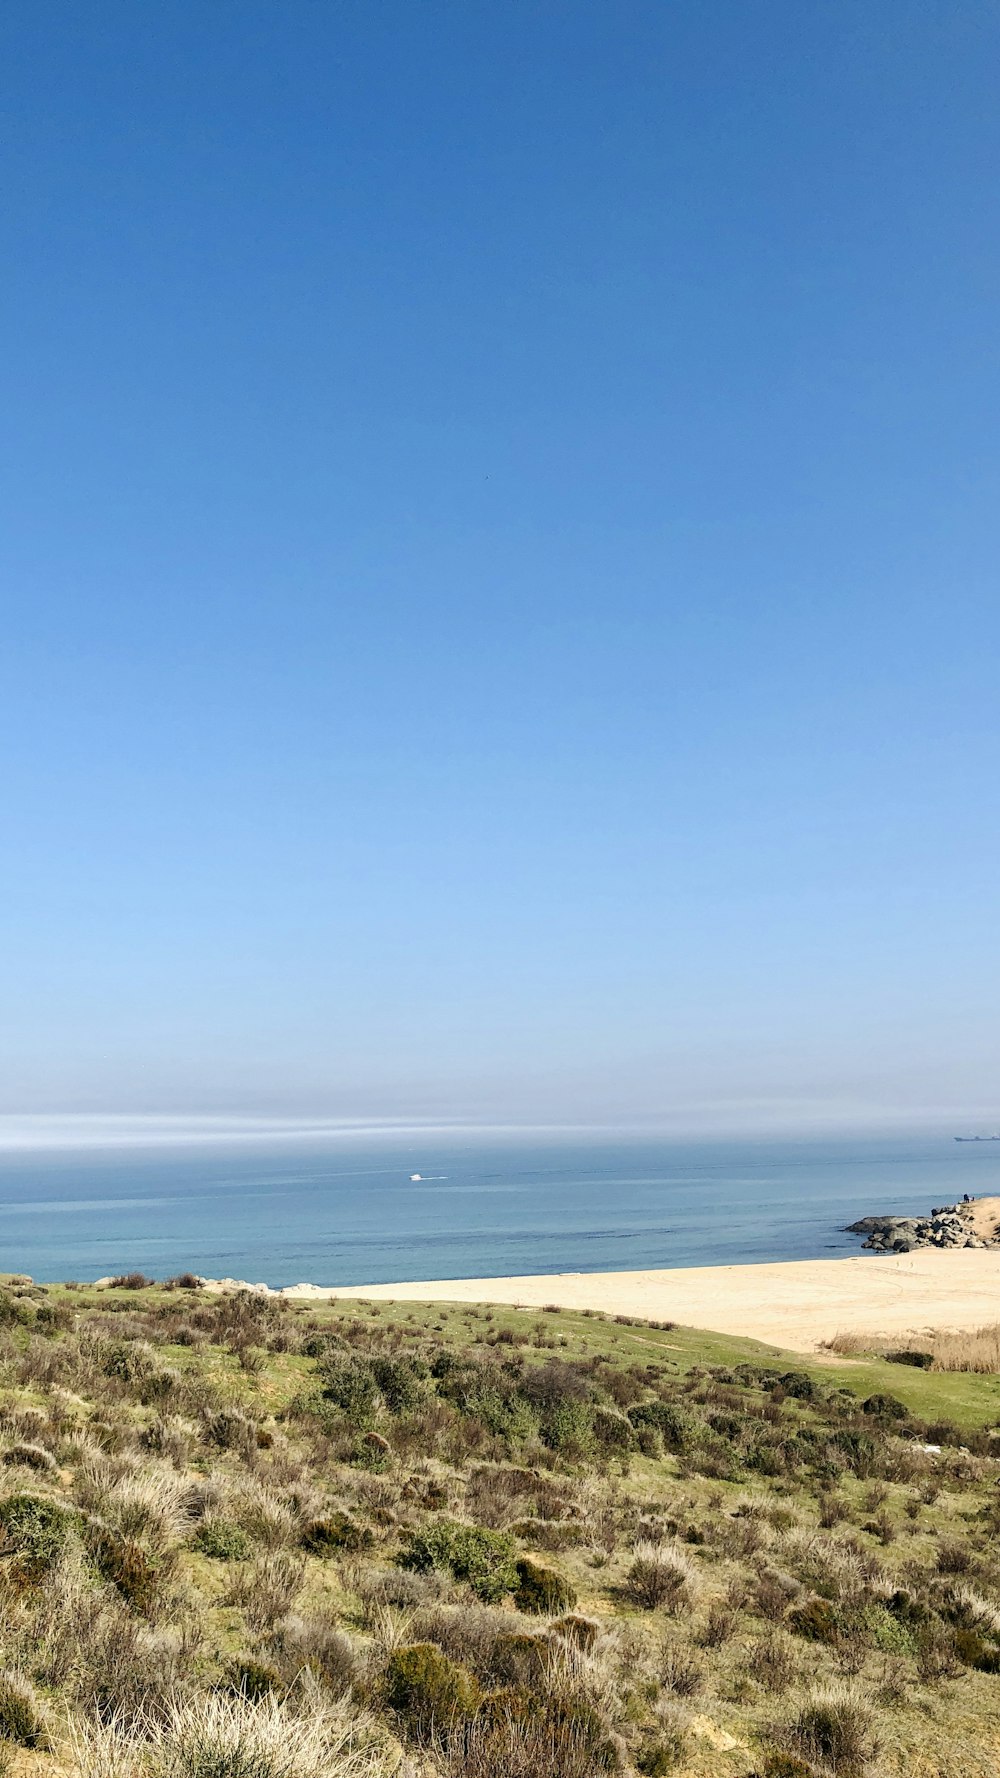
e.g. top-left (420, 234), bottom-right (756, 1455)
top-left (0, 1278), bottom-right (997, 1777)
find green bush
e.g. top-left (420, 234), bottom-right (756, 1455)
top-left (318, 1355), bottom-right (380, 1425)
top-left (385, 1643), bottom-right (480, 1737)
top-left (0, 1293), bottom-right (34, 1328)
top-left (789, 1598), bottom-right (840, 1644)
top-left (401, 1518), bottom-right (519, 1602)
top-left (777, 1372), bottom-right (818, 1400)
top-left (861, 1602), bottom-right (916, 1655)
top-left (139, 1368), bottom-right (180, 1404)
top-left (885, 1589), bottom-right (934, 1632)
top-left (954, 1629), bottom-right (1000, 1673)
top-left (301, 1510), bottom-right (373, 1554)
top-left (541, 1398), bottom-right (595, 1454)
top-left (513, 1556), bottom-right (577, 1615)
top-left (629, 1401), bottom-right (692, 1452)
top-left (192, 1518), bottom-right (253, 1561)
top-left (830, 1430), bottom-right (881, 1477)
top-left (298, 1329), bottom-right (345, 1358)
top-left (861, 1393), bottom-right (907, 1421)
top-left (0, 1492), bottom-right (80, 1578)
top-left (592, 1406), bottom-right (635, 1451)
top-left (371, 1354), bottom-right (425, 1412)
top-left (102, 1340), bottom-right (157, 1382)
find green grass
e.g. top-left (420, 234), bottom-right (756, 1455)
top-left (38, 1279), bottom-right (1000, 1430)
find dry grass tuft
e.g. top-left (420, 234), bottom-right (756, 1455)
top-left (824, 1322), bottom-right (1000, 1373)
top-left (70, 1689), bottom-right (386, 1778)
top-left (625, 1541), bottom-right (699, 1613)
top-left (224, 1552), bottom-right (306, 1631)
top-left (782, 1683), bottom-right (879, 1775)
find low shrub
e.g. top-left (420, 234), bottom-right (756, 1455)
top-left (0, 1492), bottom-right (80, 1577)
top-left (635, 1734), bottom-right (686, 1774)
top-left (2, 1441), bottom-right (56, 1472)
top-left (192, 1518), bottom-right (253, 1561)
top-left (371, 1354), bottom-right (426, 1412)
top-left (625, 1542), bottom-right (697, 1613)
top-left (301, 1511), bottom-right (373, 1555)
top-left (757, 1756), bottom-right (815, 1778)
top-left (953, 1629), bottom-right (1000, 1673)
top-left (102, 1340), bottom-right (157, 1383)
top-left (358, 1565), bottom-right (439, 1616)
top-left (861, 1394), bottom-right (907, 1422)
top-left (551, 1614), bottom-right (601, 1649)
top-left (489, 1631), bottom-right (549, 1686)
top-left (224, 1552), bottom-right (306, 1631)
top-left (444, 1703), bottom-right (620, 1777)
top-left (699, 1602), bottom-right (737, 1646)
top-left (90, 1528), bottom-right (165, 1614)
top-left (385, 1642), bottom-right (480, 1738)
top-left (513, 1556), bottom-right (577, 1615)
top-left (353, 1431), bottom-right (391, 1471)
top-left (592, 1406), bottom-right (635, 1451)
top-left (777, 1372), bottom-right (818, 1401)
top-left (629, 1402), bottom-right (691, 1452)
top-left (541, 1399), bottom-right (595, 1455)
top-left (317, 1356), bottom-right (380, 1426)
top-left (0, 1671), bottom-right (49, 1748)
top-left (752, 1632), bottom-right (797, 1695)
top-left (203, 1409), bottom-right (258, 1455)
top-left (222, 1657), bottom-right (281, 1700)
top-left (784, 1685), bottom-right (878, 1775)
top-left (660, 1644), bottom-right (704, 1696)
top-left (936, 1539), bottom-right (972, 1575)
top-left (401, 1519), bottom-right (519, 1602)
top-left (275, 1618), bottom-right (356, 1691)
top-left (789, 1598), bottom-right (840, 1644)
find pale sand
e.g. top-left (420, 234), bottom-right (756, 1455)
top-left (964, 1195), bottom-right (1000, 1242)
top-left (274, 1248), bottom-right (1000, 1354)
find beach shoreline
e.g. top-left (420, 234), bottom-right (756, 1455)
top-left (192, 1246), bottom-right (1000, 1354)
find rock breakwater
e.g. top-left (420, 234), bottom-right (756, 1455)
top-left (846, 1199), bottom-right (998, 1254)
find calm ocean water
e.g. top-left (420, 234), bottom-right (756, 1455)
top-left (0, 1133), bottom-right (997, 1287)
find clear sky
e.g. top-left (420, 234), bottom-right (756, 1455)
top-left (2, 2), bottom-right (998, 1134)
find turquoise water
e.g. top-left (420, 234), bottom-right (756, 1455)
top-left (0, 1134), bottom-right (996, 1287)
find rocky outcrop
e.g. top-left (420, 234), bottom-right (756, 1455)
top-left (845, 1203), bottom-right (992, 1254)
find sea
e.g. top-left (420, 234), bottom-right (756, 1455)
top-left (0, 1132), bottom-right (997, 1288)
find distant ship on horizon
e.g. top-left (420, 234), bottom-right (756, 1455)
top-left (954, 1134), bottom-right (1000, 1142)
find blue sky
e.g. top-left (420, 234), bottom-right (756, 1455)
top-left (2, 2), bottom-right (998, 1131)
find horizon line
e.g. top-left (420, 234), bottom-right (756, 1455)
top-left (0, 1107), bottom-right (992, 1151)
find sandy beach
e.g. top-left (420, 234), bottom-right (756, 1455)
top-left (271, 1247), bottom-right (1000, 1353)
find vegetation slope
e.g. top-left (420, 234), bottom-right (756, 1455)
top-left (0, 1277), bottom-right (997, 1777)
